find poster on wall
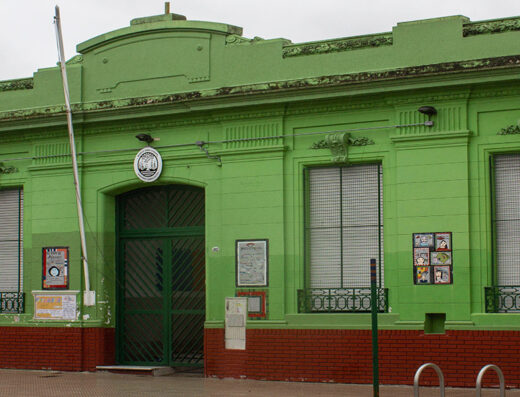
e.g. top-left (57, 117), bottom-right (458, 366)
top-left (236, 239), bottom-right (268, 287)
top-left (33, 293), bottom-right (77, 320)
top-left (413, 233), bottom-right (435, 249)
top-left (431, 251), bottom-right (452, 265)
top-left (415, 266), bottom-right (431, 284)
top-left (42, 247), bottom-right (69, 289)
top-left (435, 233), bottom-right (451, 251)
top-left (413, 248), bottom-right (430, 266)
top-left (433, 266), bottom-right (451, 284)
top-left (412, 233), bottom-right (453, 285)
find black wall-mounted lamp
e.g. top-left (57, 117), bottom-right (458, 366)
top-left (136, 133), bottom-right (154, 144)
top-left (418, 106), bottom-right (437, 127)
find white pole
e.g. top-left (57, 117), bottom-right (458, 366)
top-left (54, 5), bottom-right (94, 306)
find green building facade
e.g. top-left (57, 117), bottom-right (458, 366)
top-left (1, 11), bottom-right (520, 386)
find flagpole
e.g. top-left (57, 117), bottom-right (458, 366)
top-left (54, 5), bottom-right (94, 306)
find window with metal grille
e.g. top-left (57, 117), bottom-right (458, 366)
top-left (0, 188), bottom-right (24, 313)
top-left (486, 154), bottom-right (520, 312)
top-left (494, 154), bottom-right (520, 286)
top-left (299, 164), bottom-right (386, 313)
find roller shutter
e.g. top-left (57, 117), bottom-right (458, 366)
top-left (0, 188), bottom-right (23, 291)
top-left (494, 154), bottom-right (520, 285)
top-left (307, 164), bottom-right (383, 288)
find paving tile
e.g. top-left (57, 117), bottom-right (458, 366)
top-left (0, 369), bottom-right (518, 397)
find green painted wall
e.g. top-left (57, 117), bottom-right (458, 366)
top-left (1, 12), bottom-right (520, 331)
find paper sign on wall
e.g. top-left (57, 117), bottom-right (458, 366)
top-left (225, 297), bottom-right (247, 350)
top-left (33, 291), bottom-right (78, 320)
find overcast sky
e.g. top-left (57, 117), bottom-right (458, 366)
top-left (1, 0), bottom-right (520, 81)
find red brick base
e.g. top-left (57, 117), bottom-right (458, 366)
top-left (205, 328), bottom-right (520, 388)
top-left (0, 327), bottom-right (115, 371)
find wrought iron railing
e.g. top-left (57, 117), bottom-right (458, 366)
top-left (0, 292), bottom-right (24, 314)
top-left (298, 288), bottom-right (388, 313)
top-left (485, 286), bottom-right (520, 313)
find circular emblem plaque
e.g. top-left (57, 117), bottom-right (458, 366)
top-left (134, 147), bottom-right (163, 183)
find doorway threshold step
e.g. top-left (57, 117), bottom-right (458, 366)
top-left (96, 365), bottom-right (175, 376)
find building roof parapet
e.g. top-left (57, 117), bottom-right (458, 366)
top-left (130, 12), bottom-right (187, 25)
top-left (77, 13), bottom-right (242, 54)
top-left (283, 15), bottom-right (520, 58)
top-left (283, 32), bottom-right (392, 58)
top-left (0, 78), bottom-right (34, 92)
top-left (463, 16), bottom-right (520, 37)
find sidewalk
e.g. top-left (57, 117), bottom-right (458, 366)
top-left (0, 368), bottom-right (518, 396)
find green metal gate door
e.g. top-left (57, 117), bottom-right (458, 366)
top-left (116, 185), bottom-right (205, 366)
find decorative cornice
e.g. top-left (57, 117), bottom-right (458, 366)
top-left (497, 123), bottom-right (520, 135)
top-left (350, 136), bottom-right (375, 146)
top-left (0, 163), bottom-right (18, 174)
top-left (311, 135), bottom-right (374, 149)
top-left (0, 78), bottom-right (34, 92)
top-left (66, 55), bottom-right (84, 65)
top-left (2, 55), bottom-right (520, 123)
top-left (283, 34), bottom-right (393, 58)
top-left (225, 34), bottom-right (265, 45)
top-left (311, 133), bottom-right (374, 162)
top-left (463, 18), bottom-right (520, 37)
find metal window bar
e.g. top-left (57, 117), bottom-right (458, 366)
top-left (0, 292), bottom-right (24, 314)
top-left (485, 286), bottom-right (520, 312)
top-left (297, 288), bottom-right (388, 313)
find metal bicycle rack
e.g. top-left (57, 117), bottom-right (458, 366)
top-left (476, 364), bottom-right (505, 397)
top-left (414, 363), bottom-right (445, 397)
top-left (414, 363), bottom-right (506, 397)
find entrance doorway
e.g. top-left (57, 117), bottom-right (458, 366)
top-left (116, 185), bottom-right (205, 367)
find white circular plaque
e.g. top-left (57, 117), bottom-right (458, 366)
top-left (134, 147), bottom-right (163, 183)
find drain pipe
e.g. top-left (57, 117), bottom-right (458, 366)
top-left (54, 6), bottom-right (95, 306)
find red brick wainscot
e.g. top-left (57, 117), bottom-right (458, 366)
top-left (0, 327), bottom-right (115, 371)
top-left (204, 328), bottom-right (520, 388)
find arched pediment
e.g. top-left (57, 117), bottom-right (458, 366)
top-left (77, 13), bottom-right (242, 99)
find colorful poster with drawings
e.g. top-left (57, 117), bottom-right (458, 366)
top-left (42, 247), bottom-right (69, 289)
top-left (435, 232), bottom-right (451, 251)
top-left (414, 248), bottom-right (430, 266)
top-left (413, 233), bottom-right (435, 249)
top-left (416, 266), bottom-right (431, 284)
top-left (413, 232), bottom-right (453, 285)
top-left (431, 251), bottom-right (452, 265)
top-left (434, 266), bottom-right (451, 284)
